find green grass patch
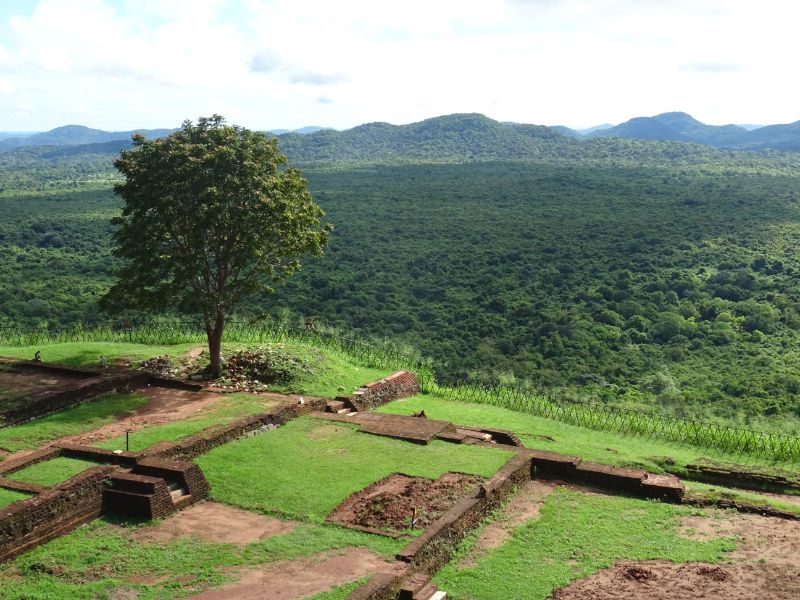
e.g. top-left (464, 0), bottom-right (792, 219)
top-left (0, 342), bottom-right (199, 369)
top-left (0, 393), bottom-right (149, 452)
top-left (0, 514), bottom-right (402, 599)
top-left (377, 395), bottom-right (798, 473)
top-left (0, 487), bottom-right (30, 508)
top-left (197, 415), bottom-right (513, 522)
top-left (684, 481), bottom-right (800, 516)
top-left (7, 457), bottom-right (99, 487)
top-left (436, 487), bottom-right (735, 600)
top-left (94, 392), bottom-right (280, 452)
top-left (0, 341), bottom-right (392, 401)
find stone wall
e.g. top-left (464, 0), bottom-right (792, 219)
top-left (350, 371), bottom-right (420, 411)
top-left (1, 371), bottom-right (149, 426)
top-left (148, 397), bottom-right (326, 461)
top-left (0, 465), bottom-right (115, 562)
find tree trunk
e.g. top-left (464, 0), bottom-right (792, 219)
top-left (206, 309), bottom-right (225, 378)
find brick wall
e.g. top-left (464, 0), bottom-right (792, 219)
top-left (350, 371), bottom-right (420, 411)
top-left (395, 453), bottom-right (531, 573)
top-left (1, 371), bottom-right (149, 426)
top-left (148, 397), bottom-right (326, 461)
top-left (0, 465), bottom-right (116, 563)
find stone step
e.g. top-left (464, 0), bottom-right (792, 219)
top-left (399, 573), bottom-right (431, 600)
top-left (415, 582), bottom-right (439, 600)
top-left (430, 591), bottom-right (447, 600)
top-left (326, 400), bottom-right (346, 413)
top-left (336, 408), bottom-right (351, 414)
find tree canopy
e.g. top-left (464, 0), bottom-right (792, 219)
top-left (101, 115), bottom-right (332, 373)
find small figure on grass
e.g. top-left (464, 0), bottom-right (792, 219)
top-left (33, 350), bottom-right (41, 363)
top-left (412, 410), bottom-right (427, 419)
top-left (99, 355), bottom-right (108, 369)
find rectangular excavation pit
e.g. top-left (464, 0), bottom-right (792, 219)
top-left (326, 472), bottom-right (483, 536)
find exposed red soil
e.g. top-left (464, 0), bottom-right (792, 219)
top-left (0, 369), bottom-right (89, 399)
top-left (459, 479), bottom-right (554, 567)
top-left (328, 472), bottom-right (483, 534)
top-left (550, 561), bottom-right (799, 599)
top-left (132, 501), bottom-right (298, 545)
top-left (551, 509), bottom-right (800, 599)
top-left (187, 548), bottom-right (405, 600)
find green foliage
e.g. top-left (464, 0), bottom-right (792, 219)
top-left (103, 115), bottom-right (332, 373)
top-left (4, 125), bottom-right (800, 427)
top-left (435, 487), bottom-right (734, 600)
top-left (196, 416), bottom-right (512, 522)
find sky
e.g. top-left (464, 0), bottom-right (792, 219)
top-left (0, 0), bottom-right (798, 132)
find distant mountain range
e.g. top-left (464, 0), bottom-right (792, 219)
top-left (0, 125), bottom-right (175, 152)
top-left (580, 111), bottom-right (798, 150)
top-left (2, 112), bottom-right (800, 161)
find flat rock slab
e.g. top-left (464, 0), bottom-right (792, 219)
top-left (316, 412), bottom-right (454, 444)
top-left (132, 501), bottom-right (297, 545)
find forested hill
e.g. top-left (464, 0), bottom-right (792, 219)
top-left (3, 114), bottom-right (800, 433)
top-left (278, 113), bottom-right (800, 163)
top-left (588, 111), bottom-right (800, 151)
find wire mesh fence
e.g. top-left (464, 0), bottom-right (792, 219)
top-left (0, 320), bottom-right (796, 463)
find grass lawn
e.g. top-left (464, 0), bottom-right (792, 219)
top-left (7, 457), bottom-right (99, 487)
top-left (0, 341), bottom-right (393, 400)
top-left (94, 392), bottom-right (281, 453)
top-left (197, 415), bottom-right (513, 522)
top-left (377, 395), bottom-right (799, 474)
top-left (0, 487), bottom-right (30, 508)
top-left (435, 487), bottom-right (735, 600)
top-left (684, 481), bottom-right (800, 516)
top-left (0, 393), bottom-right (149, 452)
top-left (0, 342), bottom-right (199, 369)
top-left (0, 515), bottom-right (403, 599)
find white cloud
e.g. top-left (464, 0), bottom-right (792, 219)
top-left (0, 0), bottom-right (798, 130)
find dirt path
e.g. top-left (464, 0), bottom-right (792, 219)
top-left (1, 387), bottom-right (235, 463)
top-left (551, 509), bottom-right (800, 599)
top-left (132, 501), bottom-right (298, 545)
top-left (188, 548), bottom-right (404, 600)
top-left (458, 479), bottom-right (553, 568)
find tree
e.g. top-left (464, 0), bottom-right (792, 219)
top-left (101, 115), bottom-right (332, 375)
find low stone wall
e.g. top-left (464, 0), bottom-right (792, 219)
top-left (395, 453), bottom-right (531, 573)
top-left (0, 465), bottom-right (115, 562)
top-left (0, 447), bottom-right (61, 476)
top-left (349, 371), bottom-right (420, 412)
top-left (148, 397), bottom-right (326, 461)
top-left (682, 462), bottom-right (800, 495)
top-left (59, 444), bottom-right (140, 467)
top-left (1, 371), bottom-right (149, 426)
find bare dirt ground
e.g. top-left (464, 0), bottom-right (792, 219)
top-left (551, 509), bottom-right (800, 599)
top-left (187, 548), bottom-right (405, 600)
top-left (0, 369), bottom-right (89, 401)
top-left (132, 501), bottom-right (297, 545)
top-left (1, 386), bottom-right (280, 463)
top-left (458, 479), bottom-right (554, 568)
top-left (328, 472), bottom-right (483, 534)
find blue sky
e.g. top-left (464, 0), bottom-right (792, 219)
top-left (0, 0), bottom-right (798, 131)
